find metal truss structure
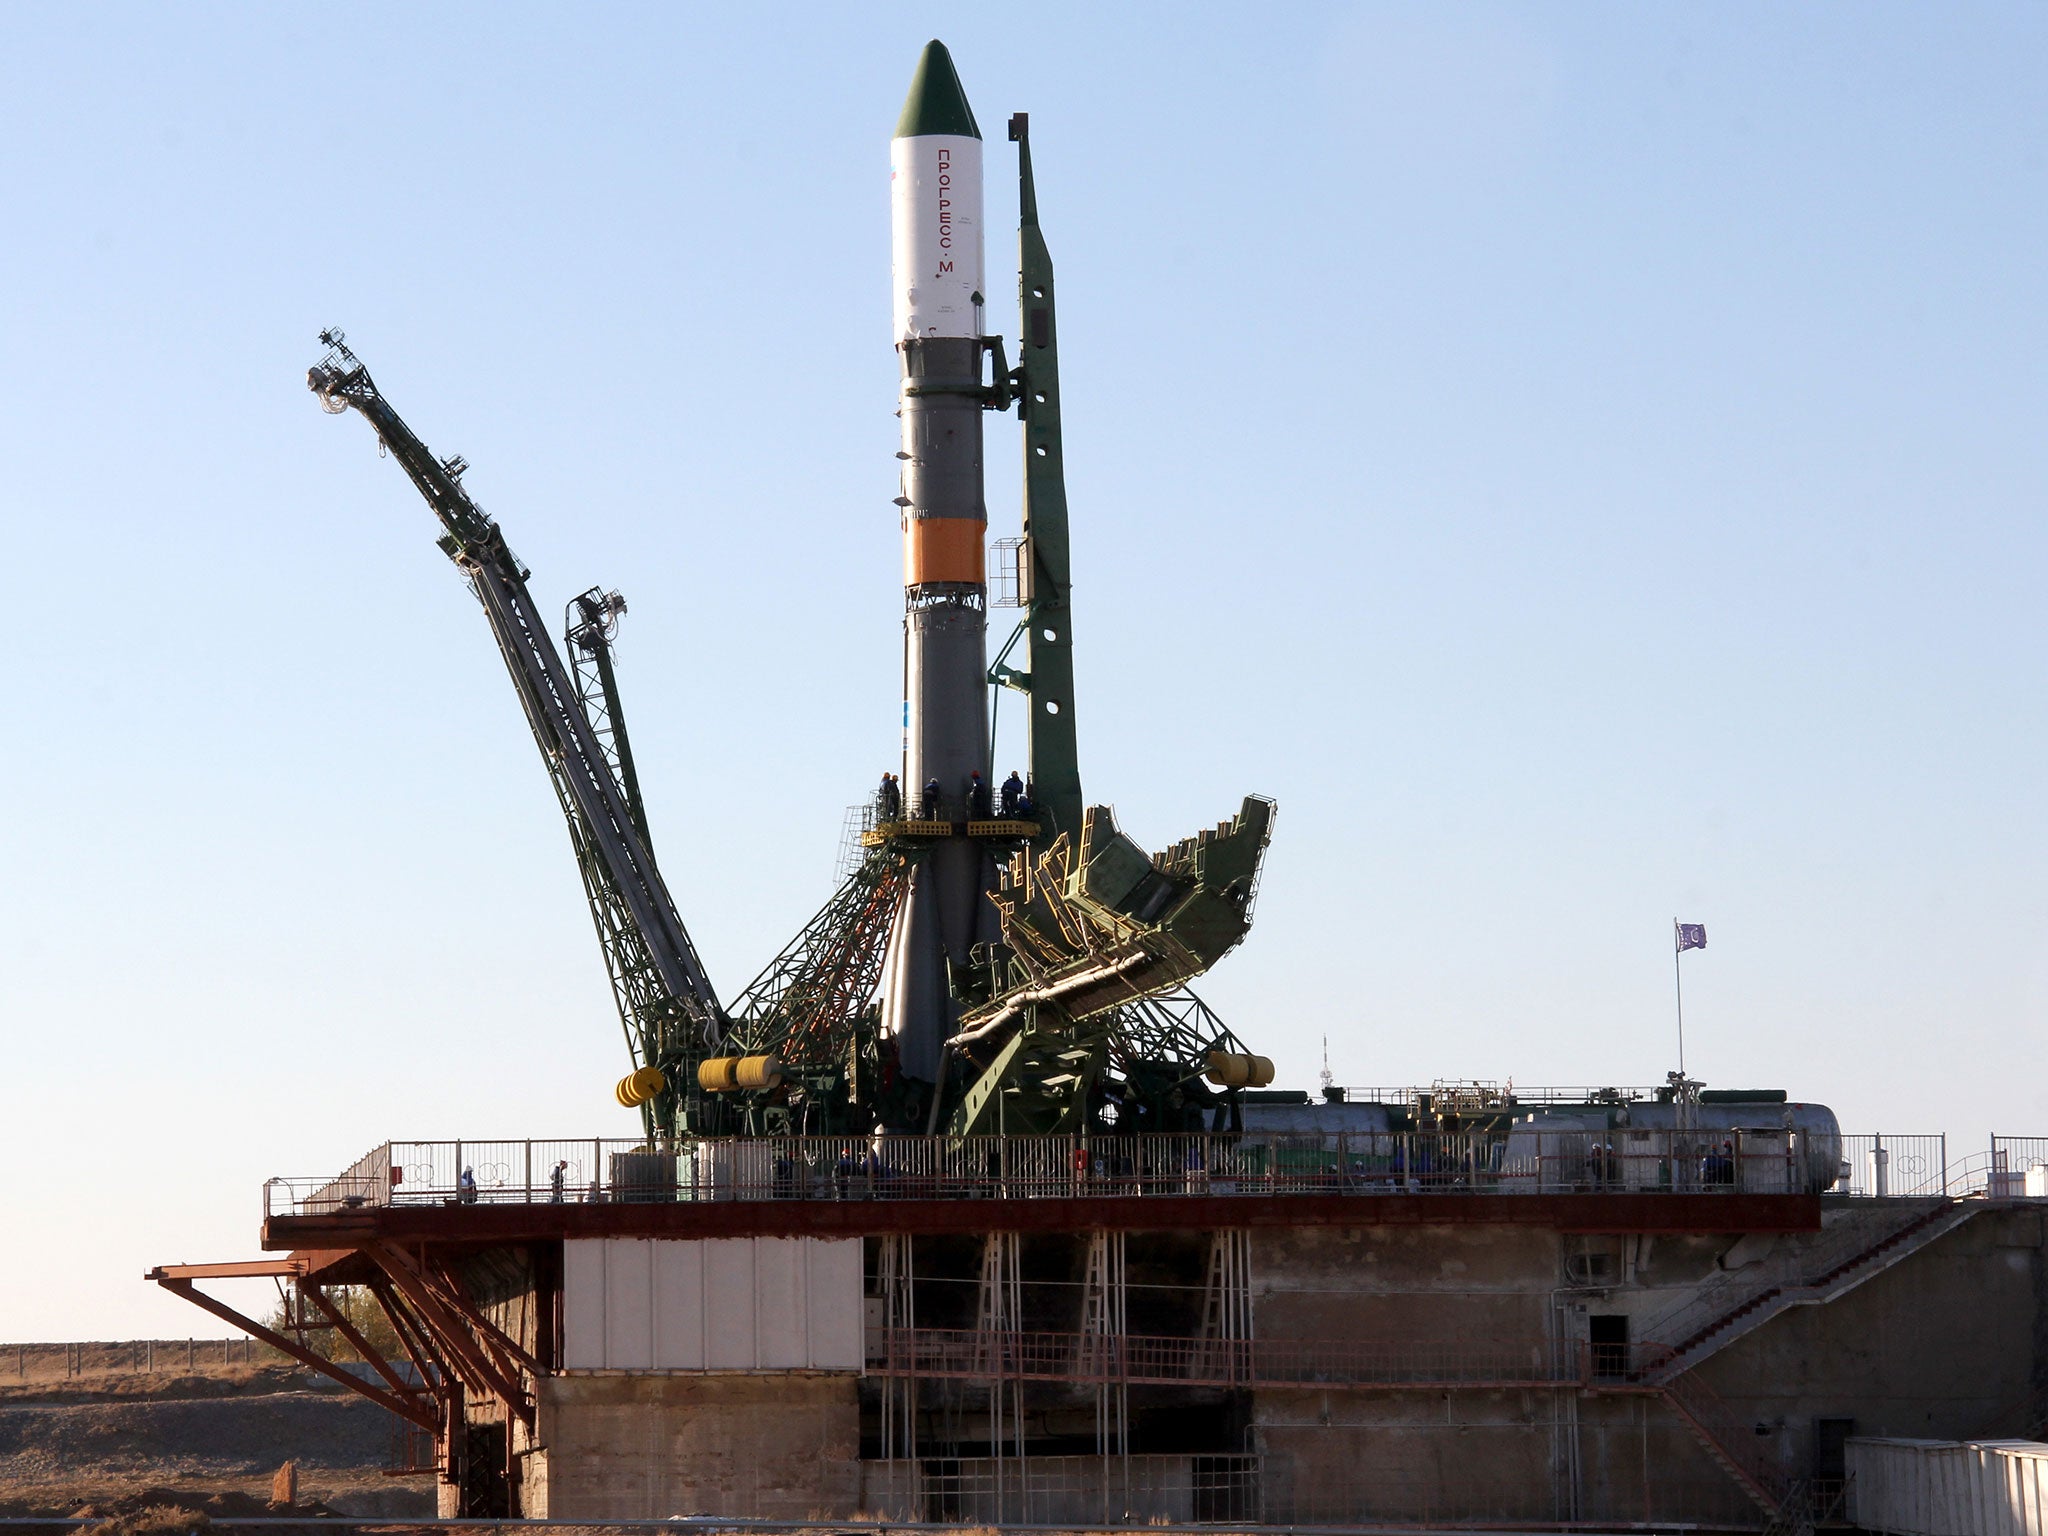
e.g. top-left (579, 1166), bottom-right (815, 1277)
top-left (310, 335), bottom-right (724, 1138)
top-left (148, 1250), bottom-right (546, 1516)
top-left (721, 847), bottom-right (912, 1131)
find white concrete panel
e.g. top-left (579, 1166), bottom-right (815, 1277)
top-left (754, 1239), bottom-right (808, 1369)
top-left (561, 1235), bottom-right (864, 1373)
top-left (702, 1240), bottom-right (759, 1370)
top-left (602, 1238), bottom-right (655, 1369)
top-left (653, 1240), bottom-right (706, 1369)
top-left (561, 1238), bottom-right (608, 1370)
top-left (807, 1238), bottom-right (864, 1369)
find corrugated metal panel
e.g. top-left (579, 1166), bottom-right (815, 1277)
top-left (1847, 1437), bottom-right (2048, 1536)
top-left (562, 1236), bottom-right (862, 1371)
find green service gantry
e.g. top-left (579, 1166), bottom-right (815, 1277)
top-left (308, 116), bottom-right (1277, 1145)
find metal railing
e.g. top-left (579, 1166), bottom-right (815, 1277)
top-left (1333, 1084), bottom-right (1667, 1106)
top-left (1836, 1136), bottom-right (2048, 1198)
top-left (1632, 1196), bottom-right (1982, 1372)
top-left (266, 1127), bottom-right (1853, 1216)
top-left (859, 1452), bottom-right (1261, 1526)
top-left (868, 1326), bottom-right (1574, 1389)
top-left (1837, 1134), bottom-right (1950, 1196)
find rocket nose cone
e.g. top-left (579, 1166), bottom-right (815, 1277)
top-left (895, 39), bottom-right (981, 140)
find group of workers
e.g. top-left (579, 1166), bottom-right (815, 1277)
top-left (456, 1158), bottom-right (583, 1204)
top-left (876, 768), bottom-right (1031, 823)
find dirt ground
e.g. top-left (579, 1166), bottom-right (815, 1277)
top-left (0, 1350), bottom-right (433, 1521)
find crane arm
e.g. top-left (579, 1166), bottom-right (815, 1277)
top-left (309, 332), bottom-right (724, 1129)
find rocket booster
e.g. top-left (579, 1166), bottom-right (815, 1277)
top-left (892, 37), bottom-right (987, 802)
top-left (877, 41), bottom-right (999, 1088)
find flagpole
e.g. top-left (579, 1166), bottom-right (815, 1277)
top-left (1672, 918), bottom-right (1685, 1075)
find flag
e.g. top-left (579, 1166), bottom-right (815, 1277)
top-left (1675, 922), bottom-right (1707, 953)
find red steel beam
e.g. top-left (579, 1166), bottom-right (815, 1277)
top-left (300, 1281), bottom-right (431, 1409)
top-left (146, 1270), bottom-right (436, 1431)
top-left (153, 1259), bottom-right (308, 1280)
top-left (424, 1257), bottom-right (542, 1378)
top-left (368, 1242), bottom-right (532, 1426)
top-left (368, 1276), bottom-right (455, 1413)
top-left (267, 1191), bottom-right (1821, 1250)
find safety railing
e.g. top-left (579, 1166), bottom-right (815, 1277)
top-left (263, 1126), bottom-right (1890, 1216)
top-left (1333, 1084), bottom-right (1668, 1107)
top-left (859, 1452), bottom-right (1261, 1526)
top-left (1630, 1194), bottom-right (1984, 1368)
top-left (868, 1326), bottom-right (1573, 1389)
top-left (1835, 1137), bottom-right (2048, 1199)
top-left (1837, 1134), bottom-right (1951, 1196)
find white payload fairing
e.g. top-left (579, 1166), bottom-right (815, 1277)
top-left (876, 41), bottom-right (1001, 1092)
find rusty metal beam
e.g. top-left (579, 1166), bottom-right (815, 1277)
top-left (152, 1258), bottom-right (308, 1280)
top-left (368, 1242), bottom-right (531, 1426)
top-left (424, 1257), bottom-right (541, 1377)
top-left (300, 1281), bottom-right (432, 1409)
top-left (147, 1270), bottom-right (435, 1431)
top-left (368, 1276), bottom-right (454, 1413)
top-left (267, 1191), bottom-right (1822, 1251)
top-left (370, 1245), bottom-right (511, 1402)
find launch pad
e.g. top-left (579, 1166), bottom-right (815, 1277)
top-left (155, 40), bottom-right (2048, 1534)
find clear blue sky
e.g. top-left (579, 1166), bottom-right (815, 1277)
top-left (1, 3), bottom-right (2041, 1340)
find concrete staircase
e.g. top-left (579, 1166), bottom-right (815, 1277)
top-left (1642, 1199), bottom-right (1978, 1385)
top-left (1637, 1200), bottom-right (1981, 1529)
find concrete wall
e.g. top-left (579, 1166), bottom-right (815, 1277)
top-left (1247, 1226), bottom-right (1760, 1525)
top-left (1698, 1205), bottom-right (2048, 1490)
top-left (1242, 1210), bottom-right (2048, 1527)
top-left (534, 1372), bottom-right (860, 1520)
top-left (1252, 1221), bottom-right (1556, 1343)
top-left (500, 1206), bottom-right (2046, 1525)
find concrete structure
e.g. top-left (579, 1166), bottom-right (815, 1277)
top-left (159, 1139), bottom-right (2048, 1530)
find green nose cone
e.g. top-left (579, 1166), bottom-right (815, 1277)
top-left (895, 39), bottom-right (980, 140)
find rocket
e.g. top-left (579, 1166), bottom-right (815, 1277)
top-left (876, 41), bottom-right (1000, 1093)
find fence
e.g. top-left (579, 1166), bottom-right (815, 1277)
top-left (1, 1338), bottom-right (262, 1381)
top-left (859, 1452), bottom-right (1261, 1525)
top-left (266, 1126), bottom-right (1855, 1215)
top-left (1838, 1134), bottom-right (1951, 1196)
top-left (869, 1326), bottom-right (1576, 1390)
top-left (1837, 1135), bottom-right (2048, 1198)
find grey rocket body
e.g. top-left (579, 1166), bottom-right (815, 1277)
top-left (877, 43), bottom-right (1002, 1088)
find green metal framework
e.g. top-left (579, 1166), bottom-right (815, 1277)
top-left (308, 333), bottom-right (723, 1138)
top-left (942, 799), bottom-right (1274, 1136)
top-left (307, 109), bottom-right (1276, 1146)
top-left (721, 848), bottom-right (912, 1133)
top-left (989, 112), bottom-right (1082, 847)
top-left (940, 124), bottom-right (1274, 1141)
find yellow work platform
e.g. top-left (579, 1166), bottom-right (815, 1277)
top-left (862, 818), bottom-right (1042, 846)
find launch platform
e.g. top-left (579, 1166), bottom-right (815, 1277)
top-left (155, 40), bottom-right (2048, 1534)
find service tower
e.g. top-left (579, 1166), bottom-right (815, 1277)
top-left (877, 41), bottom-right (1000, 1087)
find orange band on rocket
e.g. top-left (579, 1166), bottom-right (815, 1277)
top-left (903, 517), bottom-right (985, 586)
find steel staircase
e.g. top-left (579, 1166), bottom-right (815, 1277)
top-left (1624, 1199), bottom-right (1982, 1529)
top-left (1643, 1199), bottom-right (1978, 1385)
